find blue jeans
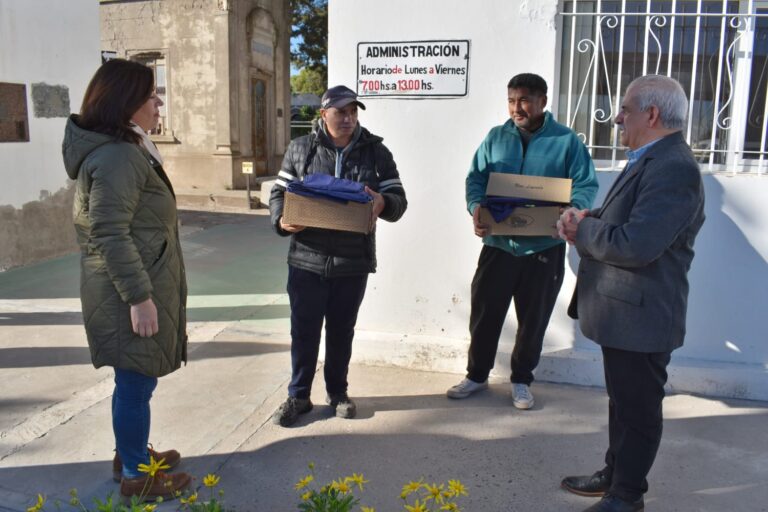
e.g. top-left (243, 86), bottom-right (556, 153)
top-left (112, 368), bottom-right (157, 478)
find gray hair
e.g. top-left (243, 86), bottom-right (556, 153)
top-left (627, 75), bottom-right (688, 130)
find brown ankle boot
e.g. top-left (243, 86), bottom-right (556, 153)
top-left (113, 446), bottom-right (181, 482)
top-left (120, 470), bottom-right (191, 502)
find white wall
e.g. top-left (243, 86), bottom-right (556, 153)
top-left (330, 0), bottom-right (768, 400)
top-left (330, 0), bottom-right (561, 336)
top-left (0, 0), bottom-right (100, 208)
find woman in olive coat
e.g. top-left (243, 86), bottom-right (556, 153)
top-left (62, 59), bottom-right (189, 501)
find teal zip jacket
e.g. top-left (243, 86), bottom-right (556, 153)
top-left (466, 112), bottom-right (598, 255)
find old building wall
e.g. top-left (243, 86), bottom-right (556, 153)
top-left (100, 0), bottom-right (228, 188)
top-left (0, 0), bottom-right (99, 270)
top-left (99, 0), bottom-right (291, 191)
top-left (231, 0), bottom-right (291, 188)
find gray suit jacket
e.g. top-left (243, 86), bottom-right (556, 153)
top-left (570, 131), bottom-right (705, 353)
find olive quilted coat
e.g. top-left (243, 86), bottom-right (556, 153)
top-left (62, 115), bottom-right (187, 377)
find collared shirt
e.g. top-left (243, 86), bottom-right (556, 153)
top-left (625, 138), bottom-right (662, 169)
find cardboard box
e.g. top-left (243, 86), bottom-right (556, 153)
top-left (283, 191), bottom-right (372, 234)
top-left (479, 173), bottom-right (572, 236)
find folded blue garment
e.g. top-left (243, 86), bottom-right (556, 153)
top-left (482, 196), bottom-right (565, 223)
top-left (287, 174), bottom-right (372, 204)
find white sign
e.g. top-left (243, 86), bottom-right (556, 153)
top-left (357, 40), bottom-right (470, 98)
top-left (241, 161), bottom-right (254, 174)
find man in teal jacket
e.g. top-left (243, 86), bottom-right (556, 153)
top-left (447, 73), bottom-right (598, 409)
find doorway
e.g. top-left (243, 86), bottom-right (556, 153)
top-left (251, 76), bottom-right (270, 176)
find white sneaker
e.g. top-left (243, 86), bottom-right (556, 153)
top-left (512, 383), bottom-right (534, 409)
top-left (446, 378), bottom-right (488, 399)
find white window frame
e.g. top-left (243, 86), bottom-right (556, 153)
top-left (127, 49), bottom-right (175, 143)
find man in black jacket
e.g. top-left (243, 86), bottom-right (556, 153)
top-left (269, 85), bottom-right (407, 427)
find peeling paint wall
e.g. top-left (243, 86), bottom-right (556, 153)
top-left (0, 184), bottom-right (77, 271)
top-left (31, 84), bottom-right (71, 118)
top-left (0, 1), bottom-right (99, 269)
top-left (99, 0), bottom-right (291, 191)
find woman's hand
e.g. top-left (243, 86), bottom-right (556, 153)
top-left (130, 298), bottom-right (159, 337)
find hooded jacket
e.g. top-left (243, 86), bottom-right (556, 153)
top-left (62, 115), bottom-right (187, 377)
top-left (269, 121), bottom-right (407, 277)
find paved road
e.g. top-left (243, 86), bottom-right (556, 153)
top-left (0, 210), bottom-right (766, 511)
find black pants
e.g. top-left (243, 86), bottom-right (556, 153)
top-left (287, 266), bottom-right (368, 399)
top-left (467, 244), bottom-right (565, 385)
top-left (602, 346), bottom-right (671, 502)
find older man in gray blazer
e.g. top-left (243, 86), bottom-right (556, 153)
top-left (557, 75), bottom-right (705, 512)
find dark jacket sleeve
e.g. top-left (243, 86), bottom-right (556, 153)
top-left (575, 155), bottom-right (703, 267)
top-left (374, 142), bottom-right (407, 222)
top-left (269, 139), bottom-right (302, 237)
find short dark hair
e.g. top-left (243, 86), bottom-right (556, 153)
top-left (79, 59), bottom-right (155, 144)
top-left (507, 73), bottom-right (548, 96)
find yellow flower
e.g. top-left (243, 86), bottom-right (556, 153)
top-left (448, 479), bottom-right (468, 497)
top-left (345, 472), bottom-right (369, 491)
top-left (308, 462), bottom-right (315, 470)
top-left (330, 479), bottom-right (351, 494)
top-left (26, 494), bottom-right (45, 512)
top-left (179, 492), bottom-right (198, 505)
top-left (137, 455), bottom-right (171, 477)
top-left (301, 490), bottom-right (313, 501)
top-left (361, 507), bottom-right (376, 512)
top-left (424, 483), bottom-right (444, 503)
top-left (142, 505), bottom-right (158, 512)
top-left (440, 503), bottom-right (460, 511)
top-left (203, 473), bottom-right (221, 488)
top-left (294, 474), bottom-right (314, 490)
top-left (68, 487), bottom-right (80, 506)
top-left (404, 498), bottom-right (428, 512)
top-left (401, 479), bottom-right (423, 497)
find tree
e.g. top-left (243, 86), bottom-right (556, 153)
top-left (291, 67), bottom-right (325, 96)
top-left (290, 0), bottom-right (327, 87)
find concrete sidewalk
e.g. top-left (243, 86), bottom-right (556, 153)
top-left (1, 211), bottom-right (766, 512)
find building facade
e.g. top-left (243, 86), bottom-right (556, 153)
top-left (329, 0), bottom-right (768, 400)
top-left (0, 0), bottom-right (99, 270)
top-left (100, 0), bottom-right (291, 190)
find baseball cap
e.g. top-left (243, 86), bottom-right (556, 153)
top-left (321, 85), bottom-right (366, 110)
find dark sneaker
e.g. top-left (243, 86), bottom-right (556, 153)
top-left (272, 397), bottom-right (313, 427)
top-left (113, 445), bottom-right (181, 482)
top-left (326, 393), bottom-right (357, 419)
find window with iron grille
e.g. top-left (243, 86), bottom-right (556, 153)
top-left (557, 0), bottom-right (768, 173)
